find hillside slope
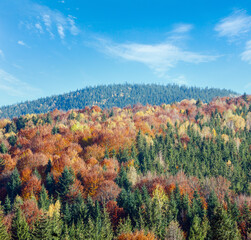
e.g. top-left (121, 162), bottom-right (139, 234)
top-left (0, 95), bottom-right (250, 239)
top-left (0, 84), bottom-right (237, 118)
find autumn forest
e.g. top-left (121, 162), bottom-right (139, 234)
top-left (0, 95), bottom-right (250, 240)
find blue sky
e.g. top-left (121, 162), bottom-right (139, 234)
top-left (0, 0), bottom-right (251, 106)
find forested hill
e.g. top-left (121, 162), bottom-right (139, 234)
top-left (0, 95), bottom-right (250, 239)
top-left (0, 84), bottom-right (237, 119)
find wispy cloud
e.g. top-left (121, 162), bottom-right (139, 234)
top-left (215, 10), bottom-right (251, 39)
top-left (57, 24), bottom-right (65, 39)
top-left (22, 3), bottom-right (79, 40)
top-left (241, 40), bottom-right (251, 64)
top-left (17, 40), bottom-right (29, 47)
top-left (94, 38), bottom-right (218, 81)
top-left (68, 15), bottom-right (79, 36)
top-left (0, 69), bottom-right (40, 97)
top-left (35, 23), bottom-right (43, 33)
top-left (172, 24), bottom-right (193, 33)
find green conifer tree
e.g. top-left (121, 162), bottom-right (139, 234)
top-left (116, 216), bottom-right (133, 236)
top-left (209, 206), bottom-right (241, 240)
top-left (11, 207), bottom-right (30, 240)
top-left (50, 212), bottom-right (63, 240)
top-left (38, 185), bottom-right (50, 210)
top-left (57, 167), bottom-right (74, 199)
top-left (31, 213), bottom-right (51, 240)
top-left (4, 195), bottom-right (12, 214)
top-left (0, 143), bottom-right (8, 154)
top-left (45, 173), bottom-right (56, 196)
top-left (99, 208), bottom-right (113, 240)
top-left (188, 215), bottom-right (208, 240)
top-left (7, 168), bottom-right (21, 202)
top-left (0, 205), bottom-right (10, 240)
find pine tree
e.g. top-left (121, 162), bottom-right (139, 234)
top-left (116, 217), bottom-right (133, 236)
top-left (0, 142), bottom-right (8, 154)
top-left (188, 215), bottom-right (208, 240)
top-left (38, 185), bottom-right (50, 210)
top-left (63, 203), bottom-right (72, 225)
top-left (167, 192), bottom-right (178, 224)
top-left (45, 159), bottom-right (52, 175)
top-left (115, 166), bottom-right (131, 191)
top-left (207, 191), bottom-right (219, 221)
top-left (62, 224), bottom-right (70, 240)
top-left (0, 206), bottom-right (10, 240)
top-left (57, 167), bottom-right (74, 199)
top-left (100, 208), bottom-right (113, 240)
top-left (16, 117), bottom-right (26, 131)
top-left (209, 206), bottom-right (241, 240)
top-left (11, 207), bottom-right (30, 240)
top-left (151, 197), bottom-right (164, 239)
top-left (4, 195), bottom-right (12, 214)
top-left (32, 213), bottom-right (51, 240)
top-left (7, 168), bottom-right (21, 202)
top-left (83, 217), bottom-right (95, 239)
top-left (50, 212), bottom-right (63, 240)
top-left (46, 173), bottom-right (56, 196)
top-left (8, 135), bottom-right (17, 146)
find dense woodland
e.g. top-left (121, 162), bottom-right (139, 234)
top-left (0, 84), bottom-right (237, 119)
top-left (0, 94), bottom-right (250, 239)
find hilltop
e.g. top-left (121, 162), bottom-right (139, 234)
top-left (0, 84), bottom-right (237, 119)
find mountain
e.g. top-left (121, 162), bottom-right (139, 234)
top-left (0, 95), bottom-right (250, 239)
top-left (0, 83), bottom-right (237, 119)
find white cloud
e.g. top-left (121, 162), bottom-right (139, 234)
top-left (17, 40), bottom-right (30, 48)
top-left (57, 24), bottom-right (65, 39)
top-left (30, 4), bottom-right (79, 40)
top-left (241, 40), bottom-right (251, 64)
top-left (17, 40), bottom-right (26, 46)
top-left (215, 10), bottom-right (251, 39)
top-left (0, 69), bottom-right (40, 97)
top-left (172, 24), bottom-right (193, 33)
top-left (68, 15), bottom-right (79, 35)
top-left (35, 23), bottom-right (43, 33)
top-left (95, 38), bottom-right (218, 80)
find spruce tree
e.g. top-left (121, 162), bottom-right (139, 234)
top-left (116, 217), bottom-right (133, 236)
top-left (45, 159), bottom-right (52, 175)
top-left (4, 195), bottom-right (12, 214)
top-left (11, 207), bottom-right (30, 240)
top-left (0, 142), bottom-right (8, 154)
top-left (32, 213), bottom-right (51, 240)
top-left (38, 185), bottom-right (50, 210)
top-left (209, 206), bottom-right (241, 240)
top-left (188, 215), bottom-right (208, 240)
top-left (7, 168), bottom-right (21, 202)
top-left (0, 206), bottom-right (10, 240)
top-left (57, 167), bottom-right (74, 199)
top-left (62, 224), bottom-right (70, 240)
top-left (100, 208), bottom-right (113, 240)
top-left (63, 203), bottom-right (72, 225)
top-left (45, 173), bottom-right (56, 196)
top-left (115, 166), bottom-right (131, 191)
top-left (50, 212), bottom-right (63, 240)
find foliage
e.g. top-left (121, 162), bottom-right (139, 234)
top-left (0, 94), bottom-right (250, 240)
